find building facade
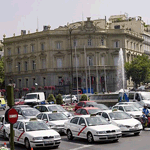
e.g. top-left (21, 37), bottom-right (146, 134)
top-left (3, 16), bottom-right (144, 98)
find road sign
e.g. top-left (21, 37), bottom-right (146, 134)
top-left (8, 108), bottom-right (18, 124)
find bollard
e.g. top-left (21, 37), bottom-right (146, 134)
top-left (4, 142), bottom-right (7, 147)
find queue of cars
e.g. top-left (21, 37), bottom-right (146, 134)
top-left (0, 96), bottom-right (146, 149)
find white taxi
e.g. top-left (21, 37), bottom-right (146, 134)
top-left (6, 118), bottom-right (61, 149)
top-left (64, 115), bottom-right (122, 143)
top-left (100, 110), bottom-right (143, 135)
top-left (0, 115), bottom-right (24, 139)
top-left (36, 112), bottom-right (69, 133)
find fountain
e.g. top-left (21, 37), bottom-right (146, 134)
top-left (117, 48), bottom-right (125, 91)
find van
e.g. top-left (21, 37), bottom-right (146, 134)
top-left (24, 92), bottom-right (45, 106)
top-left (118, 91), bottom-right (150, 108)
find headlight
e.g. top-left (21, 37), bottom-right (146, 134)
top-left (96, 131), bottom-right (106, 134)
top-left (33, 137), bottom-right (43, 140)
top-left (54, 135), bottom-right (60, 139)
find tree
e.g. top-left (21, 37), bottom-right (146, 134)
top-left (0, 57), bottom-right (4, 88)
top-left (80, 94), bottom-right (90, 101)
top-left (56, 94), bottom-right (63, 105)
top-left (47, 94), bottom-right (56, 104)
top-left (125, 54), bottom-right (150, 88)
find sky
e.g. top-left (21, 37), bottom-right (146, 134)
top-left (1, 0), bottom-right (150, 40)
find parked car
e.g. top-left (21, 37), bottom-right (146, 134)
top-left (64, 115), bottom-right (122, 143)
top-left (86, 103), bottom-right (110, 111)
top-left (34, 104), bottom-right (73, 118)
top-left (6, 118), bottom-right (61, 149)
top-left (37, 112), bottom-right (69, 133)
top-left (14, 99), bottom-right (25, 105)
top-left (112, 105), bottom-right (142, 120)
top-left (99, 110), bottom-right (142, 136)
top-left (62, 95), bottom-right (78, 103)
top-left (74, 101), bottom-right (97, 111)
top-left (74, 107), bottom-right (101, 115)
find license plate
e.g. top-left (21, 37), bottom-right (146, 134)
top-left (44, 141), bottom-right (54, 144)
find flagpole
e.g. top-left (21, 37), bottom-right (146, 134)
top-left (84, 45), bottom-right (88, 96)
top-left (88, 66), bottom-right (91, 93)
top-left (75, 46), bottom-right (79, 101)
top-left (104, 65), bottom-right (107, 93)
top-left (96, 54), bottom-right (99, 93)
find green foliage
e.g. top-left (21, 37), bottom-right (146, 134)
top-left (80, 94), bottom-right (89, 101)
top-left (125, 54), bottom-right (150, 88)
top-left (56, 94), bottom-right (63, 105)
top-left (0, 57), bottom-right (4, 87)
top-left (47, 94), bottom-right (56, 104)
top-left (94, 92), bottom-right (98, 94)
top-left (116, 18), bottom-right (122, 22)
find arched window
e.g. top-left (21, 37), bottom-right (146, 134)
top-left (57, 58), bottom-right (62, 68)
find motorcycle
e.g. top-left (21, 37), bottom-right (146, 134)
top-left (140, 115), bottom-right (150, 130)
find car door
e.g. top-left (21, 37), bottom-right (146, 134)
top-left (16, 122), bottom-right (25, 144)
top-left (69, 117), bottom-right (80, 136)
top-left (0, 116), bottom-right (4, 135)
top-left (77, 117), bottom-right (87, 138)
top-left (13, 121), bottom-right (21, 142)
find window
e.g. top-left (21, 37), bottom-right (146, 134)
top-left (74, 57), bottom-right (79, 67)
top-left (18, 122), bottom-right (24, 130)
top-left (24, 46), bottom-right (27, 53)
top-left (43, 114), bottom-right (48, 120)
top-left (24, 61), bottom-right (28, 71)
top-left (101, 56), bottom-right (105, 65)
top-left (78, 118), bottom-right (86, 125)
top-left (70, 117), bottom-right (79, 124)
top-left (88, 39), bottom-right (92, 46)
top-left (58, 77), bottom-right (62, 85)
top-left (37, 114), bottom-right (43, 120)
top-left (17, 47), bottom-right (20, 54)
top-left (80, 109), bottom-right (87, 115)
top-left (41, 59), bottom-right (46, 69)
top-left (102, 112), bottom-right (109, 120)
top-left (32, 60), bottom-right (36, 70)
top-left (13, 122), bottom-right (20, 129)
top-left (18, 79), bottom-right (21, 88)
top-left (76, 109), bottom-right (81, 114)
top-left (114, 25), bottom-right (120, 29)
top-left (56, 42), bottom-right (61, 49)
top-left (41, 43), bottom-right (44, 50)
top-left (119, 106), bottom-right (124, 111)
top-left (128, 93), bottom-right (134, 100)
top-left (87, 56), bottom-right (93, 66)
top-left (73, 40), bottom-right (77, 47)
top-left (35, 106), bottom-right (42, 112)
top-left (130, 42), bottom-right (132, 49)
top-left (31, 44), bottom-right (34, 52)
top-left (114, 41), bottom-right (119, 48)
top-left (43, 77), bottom-right (46, 86)
top-left (17, 62), bottom-right (21, 72)
top-left (57, 58), bottom-right (62, 68)
top-left (32, 78), bottom-right (35, 86)
top-left (101, 39), bottom-right (104, 45)
top-left (25, 79), bottom-right (28, 87)
top-left (8, 49), bottom-right (11, 56)
top-left (77, 102), bottom-right (84, 106)
top-left (114, 56), bottom-right (118, 66)
top-left (41, 106), bottom-right (48, 112)
top-left (8, 63), bottom-right (12, 72)
top-left (134, 43), bottom-right (136, 50)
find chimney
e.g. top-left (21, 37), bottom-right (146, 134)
top-left (21, 30), bottom-right (26, 35)
top-left (87, 17), bottom-right (91, 21)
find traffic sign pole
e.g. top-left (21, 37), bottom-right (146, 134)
top-left (7, 85), bottom-right (15, 150)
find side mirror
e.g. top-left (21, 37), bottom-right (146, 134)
top-left (80, 123), bottom-right (86, 126)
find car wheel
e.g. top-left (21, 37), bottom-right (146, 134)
top-left (134, 132), bottom-right (140, 136)
top-left (3, 130), bottom-right (6, 139)
top-left (67, 130), bottom-right (74, 140)
top-left (87, 132), bottom-right (94, 143)
top-left (25, 138), bottom-right (31, 150)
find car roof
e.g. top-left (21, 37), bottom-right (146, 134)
top-left (79, 101), bottom-right (96, 103)
top-left (102, 110), bottom-right (122, 113)
top-left (114, 104), bottom-right (132, 107)
top-left (13, 105), bottom-right (30, 108)
top-left (73, 115), bottom-right (101, 118)
top-left (80, 107), bottom-right (99, 110)
top-left (40, 112), bottom-right (61, 114)
top-left (35, 104), bottom-right (58, 107)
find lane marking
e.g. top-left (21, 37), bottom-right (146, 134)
top-left (77, 126), bottom-right (87, 136)
top-left (70, 145), bottom-right (92, 150)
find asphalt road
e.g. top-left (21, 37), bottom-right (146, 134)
top-left (1, 108), bottom-right (150, 150)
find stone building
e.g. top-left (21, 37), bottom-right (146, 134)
top-left (3, 16), bottom-right (144, 98)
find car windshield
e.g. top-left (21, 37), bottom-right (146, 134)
top-left (86, 116), bottom-right (109, 126)
top-left (48, 113), bottom-right (68, 121)
top-left (25, 121), bottom-right (49, 131)
top-left (109, 112), bottom-right (131, 120)
top-left (96, 104), bottom-right (109, 110)
top-left (124, 105), bottom-right (139, 112)
top-left (48, 105), bottom-right (66, 112)
top-left (132, 103), bottom-right (142, 108)
top-left (22, 109), bottom-right (40, 116)
top-left (86, 102), bottom-right (97, 106)
top-left (88, 109), bottom-right (101, 114)
top-left (25, 94), bottom-right (37, 99)
top-left (141, 92), bottom-right (150, 100)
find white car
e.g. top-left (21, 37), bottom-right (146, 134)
top-left (62, 95), bottom-right (78, 103)
top-left (37, 112), bottom-right (69, 133)
top-left (64, 115), bottom-right (122, 143)
top-left (112, 105), bottom-right (142, 120)
top-left (100, 110), bottom-right (143, 135)
top-left (115, 102), bottom-right (143, 111)
top-left (34, 104), bottom-right (73, 118)
top-left (0, 115), bottom-right (24, 139)
top-left (6, 118), bottom-right (61, 149)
